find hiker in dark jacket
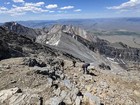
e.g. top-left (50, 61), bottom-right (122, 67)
top-left (72, 60), bottom-right (76, 67)
top-left (82, 63), bottom-right (90, 74)
top-left (61, 61), bottom-right (65, 70)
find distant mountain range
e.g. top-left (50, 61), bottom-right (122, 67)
top-left (0, 18), bottom-right (138, 34)
top-left (1, 18), bottom-right (140, 37)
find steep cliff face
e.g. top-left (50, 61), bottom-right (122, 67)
top-left (92, 38), bottom-right (140, 62)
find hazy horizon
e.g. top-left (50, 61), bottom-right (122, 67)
top-left (1, 17), bottom-right (140, 23)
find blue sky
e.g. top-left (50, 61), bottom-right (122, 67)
top-left (0, 0), bottom-right (140, 22)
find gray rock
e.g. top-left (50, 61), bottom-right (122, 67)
top-left (45, 96), bottom-right (62, 105)
top-left (53, 88), bottom-right (61, 96)
top-left (84, 75), bottom-right (93, 81)
top-left (47, 78), bottom-right (53, 86)
top-left (99, 81), bottom-right (109, 89)
top-left (75, 96), bottom-right (82, 105)
top-left (63, 79), bottom-right (72, 90)
top-left (0, 87), bottom-right (21, 103)
top-left (64, 96), bottom-right (72, 104)
top-left (70, 88), bottom-right (79, 102)
top-left (60, 90), bottom-right (68, 99)
top-left (84, 92), bottom-right (100, 105)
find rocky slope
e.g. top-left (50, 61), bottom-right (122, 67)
top-left (0, 57), bottom-right (139, 105)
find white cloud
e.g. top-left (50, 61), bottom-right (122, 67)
top-left (74, 9), bottom-right (81, 12)
top-left (12, 5), bottom-right (18, 8)
top-left (107, 0), bottom-right (140, 10)
top-left (46, 4), bottom-right (58, 9)
top-left (0, 2), bottom-right (48, 16)
top-left (0, 7), bottom-right (8, 11)
top-left (60, 6), bottom-right (74, 10)
top-left (13, 0), bottom-right (24, 3)
top-left (24, 2), bottom-right (45, 7)
top-left (0, 7), bottom-right (8, 14)
top-left (0, 2), bottom-right (79, 16)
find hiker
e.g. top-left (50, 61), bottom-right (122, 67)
top-left (61, 61), bottom-right (65, 70)
top-left (82, 63), bottom-right (90, 74)
top-left (72, 60), bottom-right (76, 67)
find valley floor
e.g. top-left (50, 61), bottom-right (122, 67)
top-left (0, 57), bottom-right (140, 105)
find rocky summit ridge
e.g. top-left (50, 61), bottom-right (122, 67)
top-left (0, 22), bottom-right (140, 105)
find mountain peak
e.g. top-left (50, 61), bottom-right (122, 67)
top-left (48, 24), bottom-right (90, 40)
top-left (2, 22), bottom-right (40, 40)
top-left (3, 22), bottom-right (19, 29)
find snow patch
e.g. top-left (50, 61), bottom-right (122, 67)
top-left (107, 57), bottom-right (119, 64)
top-left (46, 33), bottom-right (61, 46)
top-left (46, 39), bottom-right (60, 46)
